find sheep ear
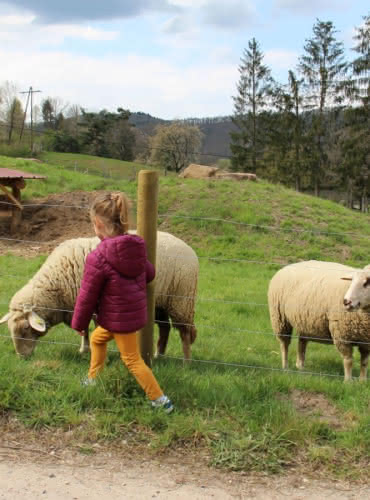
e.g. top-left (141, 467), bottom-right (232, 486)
top-left (28, 311), bottom-right (46, 333)
top-left (340, 274), bottom-right (353, 281)
top-left (0, 312), bottom-right (12, 324)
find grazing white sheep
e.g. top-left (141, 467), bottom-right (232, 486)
top-left (268, 260), bottom-right (370, 381)
top-left (0, 231), bottom-right (198, 360)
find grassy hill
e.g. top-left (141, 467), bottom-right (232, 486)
top-left (0, 153), bottom-right (370, 478)
top-left (39, 151), bottom-right (153, 181)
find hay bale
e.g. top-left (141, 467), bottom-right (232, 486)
top-left (179, 164), bottom-right (219, 179)
top-left (16, 158), bottom-right (43, 163)
top-left (215, 172), bottom-right (257, 181)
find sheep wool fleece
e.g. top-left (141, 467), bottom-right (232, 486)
top-left (71, 234), bottom-right (155, 333)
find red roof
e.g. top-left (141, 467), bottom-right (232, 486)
top-left (0, 168), bottom-right (46, 180)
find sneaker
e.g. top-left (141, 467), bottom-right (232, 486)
top-left (151, 395), bottom-right (174, 414)
top-left (81, 377), bottom-right (96, 387)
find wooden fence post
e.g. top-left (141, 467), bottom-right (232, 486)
top-left (136, 170), bottom-right (159, 366)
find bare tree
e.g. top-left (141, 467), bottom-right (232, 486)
top-left (0, 80), bottom-right (19, 122)
top-left (7, 98), bottom-right (23, 144)
top-left (65, 104), bottom-right (82, 135)
top-left (150, 123), bottom-right (203, 173)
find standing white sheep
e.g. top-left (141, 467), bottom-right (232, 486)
top-left (0, 231), bottom-right (198, 360)
top-left (268, 260), bottom-right (370, 381)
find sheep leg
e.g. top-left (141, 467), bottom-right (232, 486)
top-left (335, 342), bottom-right (353, 381)
top-left (156, 321), bottom-right (170, 358)
top-left (270, 310), bottom-right (292, 369)
top-left (79, 332), bottom-right (90, 354)
top-left (277, 328), bottom-right (292, 369)
top-left (358, 345), bottom-right (369, 381)
top-left (154, 308), bottom-right (170, 358)
top-left (296, 337), bottom-right (308, 370)
top-left (279, 338), bottom-right (289, 369)
top-left (79, 317), bottom-right (97, 354)
top-left (343, 356), bottom-right (353, 382)
top-left (179, 327), bottom-right (192, 361)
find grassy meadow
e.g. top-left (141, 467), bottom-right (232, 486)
top-left (40, 151), bottom-right (152, 181)
top-left (1, 153), bottom-right (370, 477)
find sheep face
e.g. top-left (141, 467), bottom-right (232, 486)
top-left (342, 268), bottom-right (370, 311)
top-left (0, 309), bottom-right (47, 358)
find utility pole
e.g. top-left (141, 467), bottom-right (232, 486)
top-left (20, 86), bottom-right (41, 151)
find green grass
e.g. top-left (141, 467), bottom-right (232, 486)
top-left (40, 151), bottom-right (156, 181)
top-left (1, 153), bottom-right (370, 478)
top-left (0, 155), bottom-right (139, 200)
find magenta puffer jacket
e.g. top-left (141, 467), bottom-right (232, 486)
top-left (71, 234), bottom-right (155, 334)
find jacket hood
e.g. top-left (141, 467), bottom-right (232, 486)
top-left (97, 234), bottom-right (146, 278)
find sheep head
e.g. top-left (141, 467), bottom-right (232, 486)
top-left (342, 267), bottom-right (370, 311)
top-left (0, 305), bottom-right (47, 358)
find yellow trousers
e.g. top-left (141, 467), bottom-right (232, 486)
top-left (88, 326), bottom-right (163, 401)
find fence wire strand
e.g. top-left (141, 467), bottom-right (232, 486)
top-left (0, 202), bottom-right (368, 240)
top-left (0, 332), bottom-right (355, 380)
top-left (1, 302), bottom-right (370, 345)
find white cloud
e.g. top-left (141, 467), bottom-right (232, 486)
top-left (274, 0), bottom-right (351, 14)
top-left (201, 0), bottom-right (256, 29)
top-left (163, 0), bottom-right (257, 34)
top-left (0, 48), bottom-right (237, 118)
top-left (161, 15), bottom-right (194, 34)
top-left (0, 13), bottom-right (35, 24)
top-left (264, 49), bottom-right (299, 72)
top-left (168, 0), bottom-right (208, 6)
top-left (47, 25), bottom-right (119, 41)
top-left (0, 15), bottom-right (119, 48)
top-left (342, 25), bottom-right (357, 48)
top-left (1, 0), bottom-right (178, 24)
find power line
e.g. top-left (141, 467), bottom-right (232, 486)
top-left (19, 86), bottom-right (42, 151)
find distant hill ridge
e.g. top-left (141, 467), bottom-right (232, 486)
top-left (129, 112), bottom-right (236, 160)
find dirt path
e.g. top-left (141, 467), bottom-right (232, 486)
top-left (0, 450), bottom-right (369, 499)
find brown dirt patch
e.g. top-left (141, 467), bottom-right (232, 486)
top-left (281, 390), bottom-right (348, 429)
top-left (0, 191), bottom-right (108, 257)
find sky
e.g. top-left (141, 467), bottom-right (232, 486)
top-left (0, 0), bottom-right (368, 119)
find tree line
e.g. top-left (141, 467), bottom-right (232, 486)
top-left (231, 15), bottom-right (369, 210)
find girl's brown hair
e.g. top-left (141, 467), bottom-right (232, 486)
top-left (90, 192), bottom-right (132, 236)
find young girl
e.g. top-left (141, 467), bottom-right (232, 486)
top-left (71, 192), bottom-right (173, 413)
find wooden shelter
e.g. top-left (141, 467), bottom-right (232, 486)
top-left (0, 168), bottom-right (46, 234)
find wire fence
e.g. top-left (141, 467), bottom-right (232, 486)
top-left (0, 332), bottom-right (348, 380)
top-left (1, 302), bottom-right (370, 345)
top-left (1, 166), bottom-right (370, 381)
top-left (0, 203), bottom-right (368, 241)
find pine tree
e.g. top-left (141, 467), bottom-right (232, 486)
top-left (351, 13), bottom-right (369, 108)
top-left (298, 19), bottom-right (348, 196)
top-left (230, 38), bottom-right (273, 173)
top-left (341, 13), bottom-right (370, 211)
